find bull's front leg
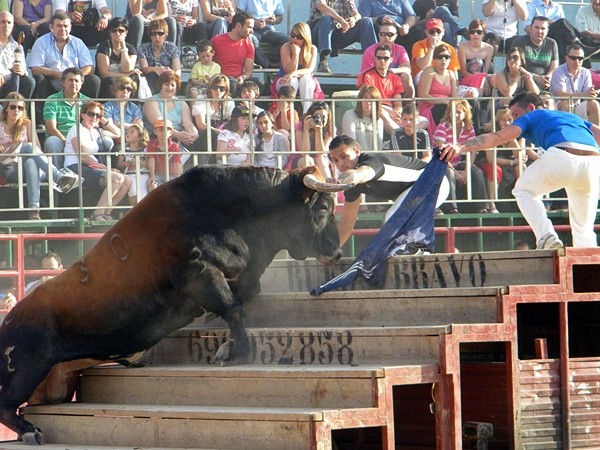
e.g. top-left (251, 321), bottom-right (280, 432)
top-left (176, 261), bottom-right (250, 365)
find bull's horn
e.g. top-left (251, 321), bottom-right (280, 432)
top-left (303, 174), bottom-right (354, 192)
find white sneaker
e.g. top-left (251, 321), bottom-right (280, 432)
top-left (536, 233), bottom-right (564, 250)
top-left (58, 169), bottom-right (81, 194)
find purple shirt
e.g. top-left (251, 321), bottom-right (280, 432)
top-left (361, 42), bottom-right (409, 73)
top-left (20, 0), bottom-right (52, 22)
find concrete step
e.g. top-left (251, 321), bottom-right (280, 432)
top-left (23, 403), bottom-right (380, 450)
top-left (260, 250), bottom-right (557, 293)
top-left (80, 363), bottom-right (436, 409)
top-left (145, 325), bottom-right (450, 366)
top-left (239, 287), bottom-right (503, 328)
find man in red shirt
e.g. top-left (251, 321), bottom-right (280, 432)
top-left (211, 11), bottom-right (256, 95)
top-left (357, 44), bottom-right (404, 117)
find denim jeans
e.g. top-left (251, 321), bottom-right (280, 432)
top-left (312, 15), bottom-right (377, 57)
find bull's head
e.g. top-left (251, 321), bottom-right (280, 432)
top-left (289, 167), bottom-right (354, 265)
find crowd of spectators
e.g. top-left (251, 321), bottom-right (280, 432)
top-left (0, 0), bottom-right (599, 220)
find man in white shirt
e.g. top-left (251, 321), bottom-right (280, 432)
top-left (0, 11), bottom-right (35, 98)
top-left (482, 0), bottom-right (528, 52)
top-left (550, 43), bottom-right (599, 124)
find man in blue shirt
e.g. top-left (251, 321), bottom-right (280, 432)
top-left (236, 0), bottom-right (289, 69)
top-left (28, 11), bottom-right (100, 101)
top-left (440, 92), bottom-right (600, 249)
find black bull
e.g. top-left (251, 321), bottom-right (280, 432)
top-left (0, 165), bottom-right (349, 445)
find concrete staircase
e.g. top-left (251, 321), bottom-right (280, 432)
top-left (0, 250), bottom-right (561, 450)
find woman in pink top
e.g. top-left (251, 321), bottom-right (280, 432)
top-left (417, 45), bottom-right (457, 138)
top-left (433, 99), bottom-right (495, 213)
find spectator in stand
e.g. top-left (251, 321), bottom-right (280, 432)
top-left (53, 0), bottom-right (112, 47)
top-left (142, 71), bottom-right (199, 153)
top-left (211, 11), bottom-right (256, 96)
top-left (0, 11), bottom-right (35, 99)
top-left (192, 74), bottom-right (235, 153)
top-left (550, 44), bottom-right (600, 125)
top-left (390, 103), bottom-right (431, 160)
top-left (147, 118), bottom-right (182, 187)
top-left (124, 0), bottom-right (177, 48)
top-left (12, 0), bottom-right (51, 54)
top-left (238, 79), bottom-right (264, 122)
top-left (116, 124), bottom-right (149, 205)
top-left (576, 0), bottom-right (600, 47)
top-left (361, 22), bottom-right (414, 98)
top-left (482, 0), bottom-right (528, 53)
top-left (0, 92), bottom-right (79, 220)
top-left (43, 68), bottom-right (88, 166)
top-left (511, 16), bottom-right (558, 91)
top-left (433, 99), bottom-right (496, 213)
top-left (95, 17), bottom-right (139, 99)
top-left (271, 22), bottom-right (321, 114)
top-left (253, 110), bottom-right (289, 168)
top-left (103, 76), bottom-right (144, 130)
top-left (167, 0), bottom-right (205, 48)
top-left (526, 0), bottom-right (564, 26)
top-left (342, 84), bottom-right (385, 151)
top-left (294, 101), bottom-right (334, 178)
top-left (186, 39), bottom-right (221, 99)
top-left (216, 105), bottom-right (253, 166)
top-left (411, 18), bottom-right (460, 78)
top-left (457, 19), bottom-right (494, 96)
top-left (29, 12), bottom-right (100, 100)
top-left (198, 0), bottom-right (234, 40)
top-left (417, 44), bottom-right (457, 138)
top-left (357, 45), bottom-right (403, 124)
top-left (307, 0), bottom-right (377, 74)
top-left (236, 0), bottom-right (288, 69)
top-left (477, 107), bottom-right (527, 206)
top-left (490, 46), bottom-right (539, 108)
top-left (24, 252), bottom-right (63, 295)
top-left (138, 18), bottom-right (181, 95)
top-left (357, 0), bottom-right (416, 51)
top-left (411, 0), bottom-right (466, 49)
top-left (268, 84), bottom-right (298, 138)
top-left (63, 101), bottom-right (130, 222)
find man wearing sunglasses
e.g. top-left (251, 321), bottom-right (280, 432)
top-left (357, 0), bottom-right (416, 49)
top-left (357, 44), bottom-right (403, 114)
top-left (440, 91), bottom-right (600, 250)
top-left (361, 23), bottom-right (414, 97)
top-left (411, 18), bottom-right (459, 77)
top-left (550, 43), bottom-right (599, 125)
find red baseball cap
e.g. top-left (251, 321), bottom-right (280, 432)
top-left (426, 18), bottom-right (444, 32)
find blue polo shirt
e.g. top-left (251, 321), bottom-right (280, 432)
top-left (512, 109), bottom-right (598, 151)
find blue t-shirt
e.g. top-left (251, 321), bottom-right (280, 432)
top-left (512, 109), bottom-right (598, 150)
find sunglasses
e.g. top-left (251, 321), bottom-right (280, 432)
top-left (507, 54), bottom-right (520, 61)
top-left (8, 104), bottom-right (24, 111)
top-left (111, 28), bottom-right (127, 33)
top-left (379, 31), bottom-right (396, 38)
top-left (428, 29), bottom-right (442, 35)
top-left (150, 31), bottom-right (165, 37)
top-left (212, 86), bottom-right (227, 92)
top-left (120, 86), bottom-right (134, 92)
top-left (375, 55), bottom-right (391, 61)
top-left (434, 54), bottom-right (451, 60)
top-left (469, 29), bottom-right (483, 35)
top-left (86, 111), bottom-right (102, 119)
top-left (290, 33), bottom-right (304, 40)
top-left (567, 55), bottom-right (584, 61)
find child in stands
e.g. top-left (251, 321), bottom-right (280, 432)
top-left (117, 124), bottom-right (150, 205)
top-left (147, 119), bottom-right (183, 188)
top-left (187, 39), bottom-right (221, 99)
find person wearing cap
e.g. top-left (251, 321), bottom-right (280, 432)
top-left (147, 118), bottom-right (182, 188)
top-left (411, 17), bottom-right (460, 78)
top-left (439, 91), bottom-right (600, 250)
top-left (216, 106), bottom-right (253, 166)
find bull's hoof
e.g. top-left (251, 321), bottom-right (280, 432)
top-left (212, 339), bottom-right (249, 366)
top-left (20, 429), bottom-right (43, 445)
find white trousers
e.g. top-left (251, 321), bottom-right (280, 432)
top-left (512, 146), bottom-right (600, 247)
